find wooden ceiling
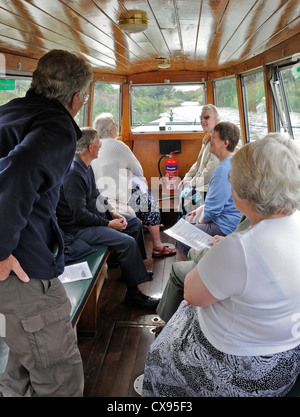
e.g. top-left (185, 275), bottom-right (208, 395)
top-left (0, 0), bottom-right (299, 75)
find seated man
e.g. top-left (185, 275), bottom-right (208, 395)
top-left (157, 216), bottom-right (250, 323)
top-left (56, 127), bottom-right (159, 310)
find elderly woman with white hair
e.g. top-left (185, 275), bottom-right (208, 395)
top-left (178, 104), bottom-right (221, 217)
top-left (143, 133), bottom-right (300, 397)
top-left (91, 113), bottom-right (176, 258)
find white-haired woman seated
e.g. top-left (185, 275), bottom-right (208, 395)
top-left (178, 104), bottom-right (220, 217)
top-left (142, 133), bottom-right (300, 397)
top-left (91, 113), bottom-right (175, 258)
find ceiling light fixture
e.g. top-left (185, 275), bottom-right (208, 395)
top-left (157, 58), bottom-right (171, 69)
top-left (118, 9), bottom-right (148, 33)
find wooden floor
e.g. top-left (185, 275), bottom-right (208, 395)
top-left (77, 220), bottom-right (185, 397)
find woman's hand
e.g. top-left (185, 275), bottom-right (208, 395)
top-left (178, 179), bottom-right (190, 189)
top-left (208, 235), bottom-right (224, 246)
top-left (186, 205), bottom-right (204, 223)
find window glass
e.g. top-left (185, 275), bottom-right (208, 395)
top-left (242, 71), bottom-right (268, 141)
top-left (214, 77), bottom-right (240, 127)
top-left (278, 66), bottom-right (300, 143)
top-left (74, 104), bottom-right (86, 127)
top-left (91, 82), bottom-right (121, 131)
top-left (0, 78), bottom-right (31, 105)
top-left (131, 84), bottom-right (205, 132)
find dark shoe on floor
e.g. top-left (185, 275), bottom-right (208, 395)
top-left (124, 290), bottom-right (160, 310)
top-left (121, 270), bottom-right (153, 281)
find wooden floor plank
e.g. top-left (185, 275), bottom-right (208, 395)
top-left (78, 222), bottom-right (185, 397)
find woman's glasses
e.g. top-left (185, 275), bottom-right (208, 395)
top-left (200, 115), bottom-right (211, 120)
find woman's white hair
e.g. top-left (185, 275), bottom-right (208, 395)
top-left (93, 113), bottom-right (115, 139)
top-left (201, 104), bottom-right (221, 123)
top-left (230, 133), bottom-right (300, 215)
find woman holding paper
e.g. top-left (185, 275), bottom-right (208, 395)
top-left (91, 113), bottom-right (175, 258)
top-left (176, 121), bottom-right (242, 255)
top-left (143, 133), bottom-right (300, 397)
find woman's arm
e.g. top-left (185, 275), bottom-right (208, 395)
top-left (184, 265), bottom-right (219, 307)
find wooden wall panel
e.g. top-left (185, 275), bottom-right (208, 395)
top-left (132, 138), bottom-right (203, 187)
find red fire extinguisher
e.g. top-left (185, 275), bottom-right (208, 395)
top-left (158, 150), bottom-right (180, 194)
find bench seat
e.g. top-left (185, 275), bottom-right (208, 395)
top-left (64, 244), bottom-right (110, 328)
top-left (0, 244), bottom-right (109, 374)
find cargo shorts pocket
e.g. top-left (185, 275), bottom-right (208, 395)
top-left (20, 299), bottom-right (77, 369)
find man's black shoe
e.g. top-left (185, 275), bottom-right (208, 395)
top-left (124, 289), bottom-right (160, 310)
top-left (120, 270), bottom-right (153, 282)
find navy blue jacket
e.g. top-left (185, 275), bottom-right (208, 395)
top-left (56, 155), bottom-right (114, 234)
top-left (0, 89), bottom-right (81, 279)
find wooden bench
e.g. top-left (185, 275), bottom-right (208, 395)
top-left (64, 244), bottom-right (110, 331)
top-left (0, 244), bottom-right (110, 374)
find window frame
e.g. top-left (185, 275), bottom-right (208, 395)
top-left (269, 60), bottom-right (300, 140)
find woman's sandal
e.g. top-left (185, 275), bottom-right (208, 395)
top-left (152, 245), bottom-right (176, 258)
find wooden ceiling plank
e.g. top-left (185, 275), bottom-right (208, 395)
top-left (233, 16), bottom-right (300, 66)
top-left (0, 1), bottom-right (132, 66)
top-left (24, 0), bottom-right (151, 70)
top-left (0, 10), bottom-right (133, 73)
top-left (194, 0), bottom-right (229, 68)
top-left (0, 0), bottom-right (298, 75)
top-left (219, 0), bottom-right (300, 65)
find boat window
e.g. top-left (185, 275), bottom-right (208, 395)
top-left (74, 103), bottom-right (86, 127)
top-left (130, 83), bottom-right (205, 133)
top-left (271, 61), bottom-right (300, 143)
top-left (91, 82), bottom-right (121, 132)
top-left (0, 77), bottom-right (31, 105)
top-left (241, 71), bottom-right (268, 142)
top-left (214, 77), bottom-right (240, 128)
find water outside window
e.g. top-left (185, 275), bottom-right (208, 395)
top-left (131, 84), bottom-right (205, 132)
top-left (214, 77), bottom-right (241, 144)
top-left (242, 71), bottom-right (268, 142)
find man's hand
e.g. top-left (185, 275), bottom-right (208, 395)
top-left (108, 218), bottom-right (127, 231)
top-left (0, 255), bottom-right (29, 282)
top-left (109, 210), bottom-right (128, 229)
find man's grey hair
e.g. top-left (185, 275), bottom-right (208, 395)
top-left (76, 127), bottom-right (98, 155)
top-left (31, 49), bottom-right (93, 106)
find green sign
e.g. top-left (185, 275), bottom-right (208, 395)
top-left (0, 79), bottom-right (15, 90)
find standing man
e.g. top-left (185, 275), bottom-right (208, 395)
top-left (56, 127), bottom-right (159, 310)
top-left (0, 50), bottom-right (93, 397)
